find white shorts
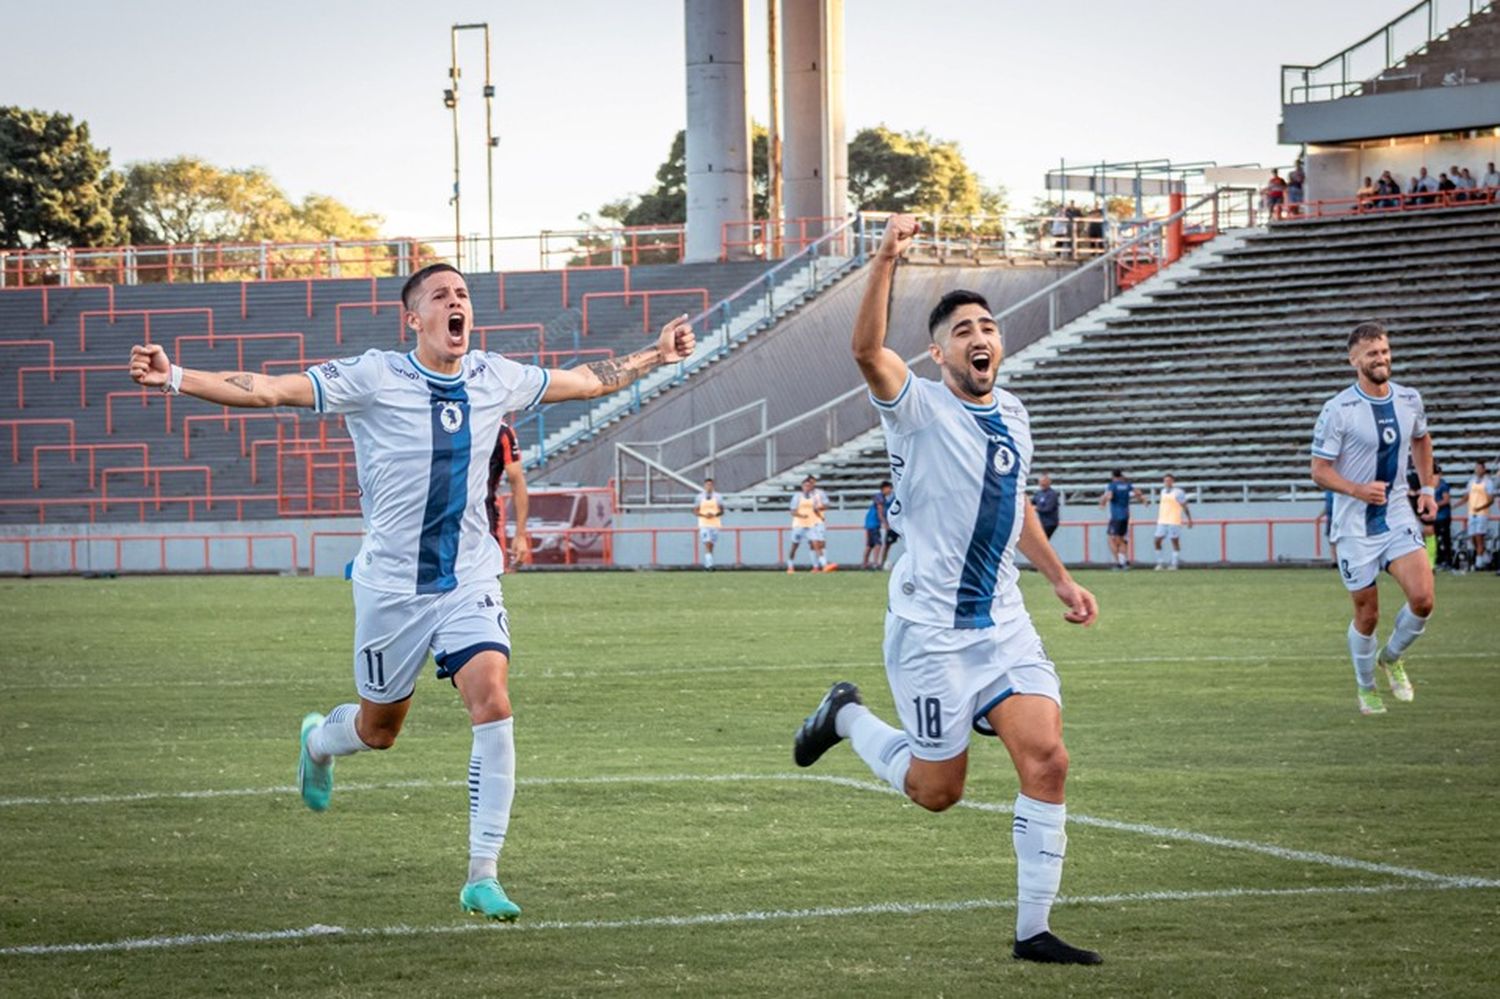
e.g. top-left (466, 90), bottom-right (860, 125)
top-left (1154, 523), bottom-right (1182, 541)
top-left (791, 523), bottom-right (826, 545)
top-left (883, 611), bottom-right (1061, 762)
top-left (1467, 514), bottom-right (1489, 538)
top-left (351, 578), bottom-right (511, 703)
top-left (1333, 524), bottom-right (1425, 591)
top-left (699, 526), bottom-right (719, 545)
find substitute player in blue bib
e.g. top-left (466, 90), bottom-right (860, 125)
top-left (793, 215), bottom-right (1102, 965)
top-left (1310, 322), bottom-right (1437, 716)
top-left (129, 263), bottom-right (694, 919)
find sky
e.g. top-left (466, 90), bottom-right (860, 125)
top-left (2, 0), bottom-right (1427, 265)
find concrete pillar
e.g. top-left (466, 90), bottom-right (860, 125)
top-left (782, 0), bottom-right (847, 247)
top-left (684, 0), bottom-right (751, 263)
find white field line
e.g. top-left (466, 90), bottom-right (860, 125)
top-left (2, 651), bottom-right (1492, 691)
top-left (0, 881), bottom-right (1483, 958)
top-left (3, 772), bottom-right (1495, 890)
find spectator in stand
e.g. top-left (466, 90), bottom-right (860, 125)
top-left (1432, 463), bottom-right (1454, 569)
top-left (1033, 473), bottom-right (1061, 540)
top-left (1355, 176), bottom-right (1377, 210)
top-left (1085, 208), bottom-right (1106, 255)
top-left (1460, 167), bottom-right (1478, 201)
top-left (1286, 158), bottom-right (1306, 215)
top-left (1437, 171), bottom-right (1457, 202)
top-left (1376, 171), bottom-right (1401, 209)
top-left (1049, 207), bottom-right (1070, 257)
top-left (1482, 162), bottom-right (1500, 201)
top-left (1413, 167), bottom-right (1439, 205)
top-left (1263, 169), bottom-right (1287, 215)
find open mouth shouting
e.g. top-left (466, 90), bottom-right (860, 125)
top-left (446, 311), bottom-right (467, 347)
top-left (969, 348), bottom-right (994, 376)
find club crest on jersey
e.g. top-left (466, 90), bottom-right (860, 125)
top-left (1381, 426), bottom-right (1397, 445)
top-left (438, 402), bottom-right (464, 434)
top-left (991, 444), bottom-right (1017, 476)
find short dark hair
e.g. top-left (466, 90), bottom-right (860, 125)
top-left (1112, 469), bottom-right (1124, 478)
top-left (928, 289), bottom-right (991, 339)
top-left (704, 477), bottom-right (714, 484)
top-left (1348, 321), bottom-right (1388, 349)
top-left (879, 480), bottom-right (893, 489)
top-left (401, 262), bottom-right (463, 310)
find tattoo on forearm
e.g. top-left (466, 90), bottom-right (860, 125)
top-left (583, 348), bottom-right (660, 391)
top-left (224, 374), bottom-right (254, 392)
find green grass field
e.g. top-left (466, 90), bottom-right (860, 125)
top-left (1, 568), bottom-right (1497, 998)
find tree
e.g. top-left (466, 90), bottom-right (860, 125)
top-left (116, 157), bottom-right (383, 246)
top-left (847, 125), bottom-right (1005, 217)
top-left (0, 106), bottom-right (126, 249)
top-left (586, 123), bottom-right (1002, 238)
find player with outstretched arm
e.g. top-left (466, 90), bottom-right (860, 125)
top-left (128, 262), bottom-right (693, 920)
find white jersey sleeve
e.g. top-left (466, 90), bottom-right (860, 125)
top-left (479, 352), bottom-right (550, 412)
top-left (870, 370), bottom-right (940, 433)
top-left (306, 351), bottom-right (385, 414)
top-left (1409, 389), bottom-right (1428, 439)
top-left (1310, 397), bottom-right (1345, 460)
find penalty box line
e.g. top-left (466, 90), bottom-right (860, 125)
top-left (0, 881), bottom-right (1487, 958)
top-left (2, 772), bottom-right (1494, 891)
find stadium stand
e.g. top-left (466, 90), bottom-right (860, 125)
top-left (753, 202), bottom-right (1500, 504)
top-left (0, 260), bottom-right (779, 524)
top-left (1367, 2), bottom-right (1500, 94)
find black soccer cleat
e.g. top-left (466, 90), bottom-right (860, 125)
top-left (793, 681), bottom-right (863, 767)
top-left (1012, 931), bottom-right (1103, 965)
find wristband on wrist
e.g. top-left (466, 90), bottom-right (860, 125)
top-left (1420, 486), bottom-right (1435, 497)
top-left (162, 364), bottom-right (183, 395)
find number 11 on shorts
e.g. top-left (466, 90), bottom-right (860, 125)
top-left (914, 697), bottom-right (942, 739)
top-left (363, 648), bottom-right (385, 688)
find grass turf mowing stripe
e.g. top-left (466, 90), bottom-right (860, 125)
top-left (3, 772), bottom-right (1494, 889)
top-left (1, 882), bottom-right (1487, 958)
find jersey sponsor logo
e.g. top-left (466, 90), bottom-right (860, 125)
top-left (439, 401), bottom-right (464, 434)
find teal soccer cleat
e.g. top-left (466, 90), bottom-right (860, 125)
top-left (298, 712), bottom-right (334, 812)
top-left (460, 878), bottom-right (522, 921)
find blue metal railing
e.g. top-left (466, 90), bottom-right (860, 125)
top-left (514, 218), bottom-right (859, 467)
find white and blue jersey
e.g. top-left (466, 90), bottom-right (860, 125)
top-left (874, 373), bottom-right (1032, 630)
top-left (1311, 380), bottom-right (1428, 544)
top-left (306, 350), bottom-right (549, 594)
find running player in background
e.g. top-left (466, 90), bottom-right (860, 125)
top-left (793, 214), bottom-right (1102, 965)
top-left (1098, 470), bottom-right (1143, 569)
top-left (1152, 474), bottom-right (1193, 570)
top-left (128, 262), bottom-right (694, 919)
top-left (786, 475), bottom-right (835, 573)
top-left (1310, 321), bottom-right (1435, 716)
top-left (485, 421), bottom-right (529, 568)
top-left (694, 477), bottom-right (725, 570)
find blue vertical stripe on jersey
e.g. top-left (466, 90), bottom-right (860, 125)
top-left (954, 409), bottom-right (1020, 629)
top-left (416, 380), bottom-right (472, 593)
top-left (1365, 398), bottom-right (1399, 536)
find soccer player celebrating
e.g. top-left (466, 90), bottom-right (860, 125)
top-left (1310, 322), bottom-right (1436, 716)
top-left (128, 263), bottom-right (694, 919)
top-left (793, 215), bottom-right (1102, 965)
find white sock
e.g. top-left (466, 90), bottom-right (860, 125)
top-left (1170, 549), bottom-right (1179, 567)
top-left (467, 717), bottom-right (515, 884)
top-left (834, 701), bottom-right (869, 738)
top-left (704, 552), bottom-right (713, 568)
top-left (1383, 604), bottom-right (1428, 661)
top-left (1348, 622), bottom-right (1378, 690)
top-left (307, 703), bottom-right (369, 763)
top-left (847, 709), bottom-right (911, 794)
top-left (1116, 552), bottom-right (1126, 566)
top-left (817, 554), bottom-right (828, 568)
top-left (1013, 793), bottom-right (1067, 940)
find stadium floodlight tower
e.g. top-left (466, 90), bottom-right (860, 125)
top-left (445, 22), bottom-right (499, 271)
top-left (684, 0), bottom-right (753, 262)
